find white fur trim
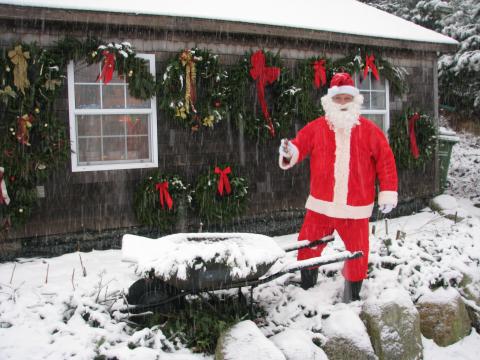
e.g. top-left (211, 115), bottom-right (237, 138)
top-left (279, 143), bottom-right (299, 170)
top-left (327, 85), bottom-right (360, 97)
top-left (378, 191), bottom-right (398, 207)
top-left (333, 128), bottom-right (351, 205)
top-left (306, 195), bottom-right (373, 219)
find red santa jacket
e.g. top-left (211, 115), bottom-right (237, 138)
top-left (280, 116), bottom-right (398, 219)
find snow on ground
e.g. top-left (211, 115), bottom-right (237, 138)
top-left (1, 131), bottom-right (480, 359)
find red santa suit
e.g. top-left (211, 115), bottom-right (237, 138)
top-left (279, 74), bottom-right (398, 282)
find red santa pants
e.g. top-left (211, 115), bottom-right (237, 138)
top-left (297, 210), bottom-right (369, 282)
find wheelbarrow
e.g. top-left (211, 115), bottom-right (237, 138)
top-left (121, 233), bottom-right (362, 313)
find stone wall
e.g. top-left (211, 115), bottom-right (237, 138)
top-left (0, 11), bottom-right (440, 260)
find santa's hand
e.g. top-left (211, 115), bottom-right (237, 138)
top-left (279, 139), bottom-right (293, 159)
top-left (379, 204), bottom-right (394, 214)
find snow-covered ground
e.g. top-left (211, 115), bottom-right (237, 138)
top-left (0, 130), bottom-right (479, 359)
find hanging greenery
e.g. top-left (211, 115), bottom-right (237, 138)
top-left (334, 49), bottom-right (408, 96)
top-left (388, 110), bottom-right (436, 170)
top-left (134, 172), bottom-right (191, 231)
top-left (226, 50), bottom-right (293, 140)
top-left (159, 48), bottom-right (228, 131)
top-left (291, 56), bottom-right (335, 124)
top-left (0, 37), bottom-right (157, 231)
top-left (193, 165), bottom-right (248, 224)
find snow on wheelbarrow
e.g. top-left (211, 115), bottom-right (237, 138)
top-left (121, 233), bottom-right (362, 313)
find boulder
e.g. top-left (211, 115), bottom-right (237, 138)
top-left (215, 320), bottom-right (286, 360)
top-left (322, 307), bottom-right (378, 360)
top-left (270, 329), bottom-right (328, 360)
top-left (361, 288), bottom-right (423, 360)
top-left (416, 287), bottom-right (471, 346)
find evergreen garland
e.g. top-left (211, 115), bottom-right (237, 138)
top-left (334, 49), bottom-right (408, 96)
top-left (388, 110), bottom-right (436, 170)
top-left (0, 37), bottom-right (157, 230)
top-left (226, 50), bottom-right (292, 140)
top-left (193, 166), bottom-right (248, 224)
top-left (134, 172), bottom-right (191, 231)
top-left (159, 48), bottom-right (228, 131)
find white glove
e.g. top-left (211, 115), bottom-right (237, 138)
top-left (279, 138), bottom-right (293, 159)
top-left (379, 204), bottom-right (394, 214)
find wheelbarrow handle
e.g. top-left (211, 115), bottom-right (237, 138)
top-left (282, 235), bottom-right (334, 253)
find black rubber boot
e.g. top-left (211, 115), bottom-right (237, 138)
top-left (343, 280), bottom-right (363, 303)
top-left (300, 268), bottom-right (319, 290)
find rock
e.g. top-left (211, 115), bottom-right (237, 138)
top-left (416, 287), bottom-right (471, 346)
top-left (270, 329), bottom-right (328, 360)
top-left (322, 307), bottom-right (378, 360)
top-left (361, 288), bottom-right (423, 360)
top-left (215, 320), bottom-right (286, 360)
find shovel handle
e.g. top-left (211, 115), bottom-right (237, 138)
top-left (282, 235), bottom-right (334, 253)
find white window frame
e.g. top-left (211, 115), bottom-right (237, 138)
top-left (355, 73), bottom-right (390, 133)
top-left (67, 53), bottom-right (158, 172)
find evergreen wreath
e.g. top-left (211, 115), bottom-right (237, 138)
top-left (0, 37), bottom-right (157, 231)
top-left (226, 50), bottom-right (292, 140)
top-left (159, 48), bottom-right (228, 131)
top-left (334, 49), bottom-right (408, 96)
top-left (388, 110), bottom-right (436, 170)
top-left (134, 172), bottom-right (191, 231)
top-left (193, 165), bottom-right (248, 224)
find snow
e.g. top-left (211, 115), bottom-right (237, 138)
top-left (418, 286), bottom-right (461, 305)
top-left (0, 0), bottom-right (458, 45)
top-left (122, 233), bottom-right (285, 281)
top-left (1, 131), bottom-right (480, 358)
top-left (431, 194), bottom-right (458, 210)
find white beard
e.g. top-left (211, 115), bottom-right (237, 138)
top-left (321, 95), bottom-right (363, 132)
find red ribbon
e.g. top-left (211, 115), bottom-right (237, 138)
top-left (249, 50), bottom-right (281, 137)
top-left (363, 54), bottom-right (379, 81)
top-left (97, 50), bottom-right (116, 85)
top-left (313, 60), bottom-right (327, 88)
top-left (408, 113), bottom-right (421, 159)
top-left (155, 181), bottom-right (173, 210)
top-left (214, 166), bottom-right (232, 196)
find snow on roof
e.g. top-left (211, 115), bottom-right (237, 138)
top-left (0, 0), bottom-right (458, 45)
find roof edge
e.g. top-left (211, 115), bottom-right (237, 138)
top-left (0, 4), bottom-right (459, 53)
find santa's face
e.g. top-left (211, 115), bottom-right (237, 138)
top-left (321, 93), bottom-right (363, 131)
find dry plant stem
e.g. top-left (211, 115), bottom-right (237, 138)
top-left (45, 263), bottom-right (49, 284)
top-left (71, 268), bottom-right (75, 291)
top-left (79, 253), bottom-right (87, 277)
top-left (9, 263), bottom-right (16, 284)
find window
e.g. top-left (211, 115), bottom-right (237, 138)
top-left (67, 54), bottom-right (157, 172)
top-left (354, 73), bottom-right (390, 133)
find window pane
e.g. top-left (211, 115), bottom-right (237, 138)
top-left (371, 92), bottom-right (386, 110)
top-left (103, 115), bottom-right (125, 136)
top-left (360, 91), bottom-right (371, 109)
top-left (77, 115), bottom-right (101, 136)
top-left (127, 136), bottom-right (150, 160)
top-left (78, 137), bottom-right (102, 162)
top-left (103, 137), bottom-right (126, 161)
top-left (127, 95), bottom-right (151, 109)
top-left (102, 84), bottom-right (126, 109)
top-left (75, 85), bottom-right (100, 109)
top-left (126, 115), bottom-right (149, 136)
top-left (364, 114), bottom-right (385, 131)
top-left (371, 78), bottom-right (386, 90)
top-left (74, 62), bottom-right (99, 83)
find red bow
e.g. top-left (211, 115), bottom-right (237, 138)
top-left (97, 50), bottom-right (116, 85)
top-left (313, 60), bottom-right (327, 88)
top-left (250, 50), bottom-right (281, 137)
top-left (155, 181), bottom-right (173, 210)
top-left (214, 166), bottom-right (232, 196)
top-left (363, 54), bottom-right (379, 81)
top-left (408, 113), bottom-right (421, 159)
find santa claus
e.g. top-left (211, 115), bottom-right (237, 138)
top-left (279, 72), bottom-right (398, 302)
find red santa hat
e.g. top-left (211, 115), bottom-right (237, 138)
top-left (327, 72), bottom-right (360, 97)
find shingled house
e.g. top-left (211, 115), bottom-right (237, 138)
top-left (0, 0), bottom-right (457, 260)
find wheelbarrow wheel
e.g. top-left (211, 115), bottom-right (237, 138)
top-left (127, 277), bottom-right (180, 313)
